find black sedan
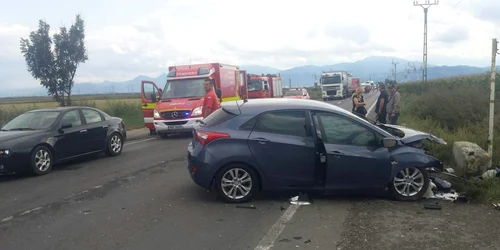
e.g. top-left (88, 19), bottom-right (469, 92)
top-left (0, 106), bottom-right (127, 176)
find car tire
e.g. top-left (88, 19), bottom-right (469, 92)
top-left (105, 132), bottom-right (123, 157)
top-left (389, 167), bottom-right (430, 201)
top-left (29, 145), bottom-right (53, 176)
top-left (215, 164), bottom-right (259, 203)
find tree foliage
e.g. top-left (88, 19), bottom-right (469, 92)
top-left (20, 15), bottom-right (88, 106)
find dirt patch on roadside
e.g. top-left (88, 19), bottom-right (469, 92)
top-left (338, 199), bottom-right (500, 250)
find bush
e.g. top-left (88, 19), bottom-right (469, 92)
top-left (398, 72), bottom-right (500, 203)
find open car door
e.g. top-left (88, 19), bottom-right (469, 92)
top-left (237, 70), bottom-right (247, 100)
top-left (141, 80), bottom-right (161, 134)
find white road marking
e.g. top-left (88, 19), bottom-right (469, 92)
top-left (254, 204), bottom-right (300, 250)
top-left (19, 206), bottom-right (43, 216)
top-left (1, 216), bottom-right (13, 223)
top-left (125, 138), bottom-right (156, 146)
top-left (367, 97), bottom-right (377, 115)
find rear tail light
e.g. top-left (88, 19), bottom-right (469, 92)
top-left (195, 130), bottom-right (230, 146)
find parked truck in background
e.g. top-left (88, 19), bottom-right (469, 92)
top-left (247, 73), bottom-right (283, 99)
top-left (140, 63), bottom-right (247, 137)
top-left (348, 77), bottom-right (361, 96)
top-left (320, 71), bottom-right (351, 100)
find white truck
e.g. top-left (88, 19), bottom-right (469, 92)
top-left (320, 71), bottom-right (351, 101)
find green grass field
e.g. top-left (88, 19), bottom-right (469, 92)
top-left (0, 95), bottom-right (144, 129)
top-left (397, 73), bottom-right (500, 203)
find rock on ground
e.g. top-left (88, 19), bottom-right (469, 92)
top-left (452, 141), bottom-right (490, 176)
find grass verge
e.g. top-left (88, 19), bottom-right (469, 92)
top-left (0, 98), bottom-right (144, 130)
top-left (398, 73), bottom-right (500, 203)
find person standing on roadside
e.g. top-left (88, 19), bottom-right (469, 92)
top-left (375, 84), bottom-right (389, 123)
top-left (386, 84), bottom-right (401, 125)
top-left (352, 87), bottom-right (367, 118)
top-left (202, 79), bottom-right (220, 118)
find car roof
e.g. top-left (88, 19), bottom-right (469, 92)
top-left (27, 106), bottom-right (100, 113)
top-left (229, 98), bottom-right (350, 115)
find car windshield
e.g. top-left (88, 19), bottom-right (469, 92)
top-left (321, 75), bottom-right (342, 84)
top-left (247, 80), bottom-right (262, 92)
top-left (161, 78), bottom-right (206, 99)
top-left (284, 90), bottom-right (301, 96)
top-left (1, 111), bottom-right (61, 131)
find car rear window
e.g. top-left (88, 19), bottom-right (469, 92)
top-left (201, 108), bottom-right (237, 127)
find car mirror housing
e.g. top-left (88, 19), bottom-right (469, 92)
top-left (61, 122), bottom-right (72, 129)
top-left (382, 138), bottom-right (397, 148)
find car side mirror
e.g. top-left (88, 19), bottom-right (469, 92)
top-left (150, 93), bottom-right (157, 102)
top-left (61, 122), bottom-right (72, 129)
top-left (264, 85), bottom-right (269, 91)
top-left (381, 138), bottom-right (397, 148)
top-left (303, 93), bottom-right (307, 96)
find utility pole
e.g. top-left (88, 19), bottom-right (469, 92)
top-left (488, 38), bottom-right (498, 168)
top-left (289, 76), bottom-right (291, 88)
top-left (392, 59), bottom-right (399, 82)
top-left (414, 0), bottom-right (438, 84)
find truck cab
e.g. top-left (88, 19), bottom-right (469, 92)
top-left (140, 63), bottom-right (247, 138)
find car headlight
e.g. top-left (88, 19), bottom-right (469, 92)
top-left (192, 106), bottom-right (202, 116)
top-left (153, 109), bottom-right (160, 119)
top-left (0, 149), bottom-right (10, 156)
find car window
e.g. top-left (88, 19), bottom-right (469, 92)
top-left (240, 116), bottom-right (258, 130)
top-left (254, 110), bottom-right (310, 137)
top-left (317, 113), bottom-right (376, 146)
top-left (82, 109), bottom-right (103, 124)
top-left (201, 108), bottom-right (236, 127)
top-left (61, 110), bottom-right (82, 127)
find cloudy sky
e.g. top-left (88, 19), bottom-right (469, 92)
top-left (0, 0), bottom-right (499, 90)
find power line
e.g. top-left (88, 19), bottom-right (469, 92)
top-left (414, 0), bottom-right (439, 84)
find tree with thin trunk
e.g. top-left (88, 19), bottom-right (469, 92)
top-left (20, 15), bottom-right (88, 106)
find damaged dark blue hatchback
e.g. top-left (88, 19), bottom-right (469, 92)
top-left (187, 98), bottom-right (446, 203)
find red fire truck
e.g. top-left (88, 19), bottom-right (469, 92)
top-left (140, 63), bottom-right (247, 137)
top-left (247, 73), bottom-right (283, 99)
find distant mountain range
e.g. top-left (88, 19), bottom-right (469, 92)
top-left (1, 56), bottom-right (497, 97)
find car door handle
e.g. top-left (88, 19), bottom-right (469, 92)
top-left (79, 129), bottom-right (88, 133)
top-left (253, 138), bottom-right (270, 144)
top-left (330, 150), bottom-right (344, 156)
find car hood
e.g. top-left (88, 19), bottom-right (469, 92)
top-left (0, 130), bottom-right (41, 146)
top-left (157, 98), bottom-right (204, 111)
top-left (283, 96), bottom-right (304, 99)
top-left (382, 124), bottom-right (447, 145)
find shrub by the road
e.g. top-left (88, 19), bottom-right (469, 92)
top-left (398, 73), bottom-right (500, 202)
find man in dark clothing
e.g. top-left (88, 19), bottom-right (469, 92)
top-left (375, 84), bottom-right (389, 123)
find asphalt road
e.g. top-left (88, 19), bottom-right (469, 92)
top-left (2, 92), bottom-right (499, 250)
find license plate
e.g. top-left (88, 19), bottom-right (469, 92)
top-left (167, 125), bottom-right (183, 130)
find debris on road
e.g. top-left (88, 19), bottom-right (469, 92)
top-left (235, 205), bottom-right (257, 209)
top-left (290, 192), bottom-right (311, 205)
top-left (493, 203), bottom-right (500, 210)
top-left (424, 201), bottom-right (442, 210)
top-left (481, 168), bottom-right (500, 179)
top-left (424, 175), bottom-right (461, 202)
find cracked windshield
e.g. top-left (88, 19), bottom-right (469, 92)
top-left (1, 0), bottom-right (500, 249)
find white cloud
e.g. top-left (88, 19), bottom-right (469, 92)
top-left (0, 0), bottom-right (499, 89)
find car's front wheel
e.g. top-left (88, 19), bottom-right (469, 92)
top-left (30, 145), bottom-right (53, 176)
top-left (105, 133), bottom-right (123, 157)
top-left (389, 167), bottom-right (430, 201)
top-left (215, 164), bottom-right (259, 203)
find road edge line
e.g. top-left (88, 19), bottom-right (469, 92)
top-left (367, 96), bottom-right (377, 115)
top-left (254, 204), bottom-right (300, 250)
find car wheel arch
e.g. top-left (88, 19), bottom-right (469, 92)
top-left (31, 143), bottom-right (56, 160)
top-left (212, 162), bottom-right (263, 192)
